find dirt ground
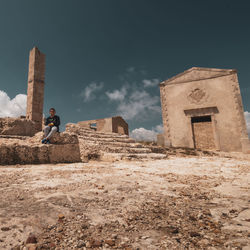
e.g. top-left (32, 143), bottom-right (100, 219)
top-left (0, 155), bottom-right (250, 249)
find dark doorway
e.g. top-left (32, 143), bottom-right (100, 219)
top-left (191, 115), bottom-right (215, 150)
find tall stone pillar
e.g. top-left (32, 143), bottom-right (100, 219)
top-left (26, 47), bottom-right (45, 131)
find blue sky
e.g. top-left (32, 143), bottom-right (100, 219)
top-left (0, 0), bottom-right (250, 139)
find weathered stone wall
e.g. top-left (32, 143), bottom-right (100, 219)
top-left (0, 131), bottom-right (81, 165)
top-left (160, 67), bottom-right (249, 152)
top-left (77, 116), bottom-right (129, 135)
top-left (0, 117), bottom-right (37, 136)
top-left (112, 116), bottom-right (129, 135)
top-left (77, 119), bottom-right (97, 129)
top-left (157, 134), bottom-right (166, 147)
top-left (26, 47), bottom-right (45, 132)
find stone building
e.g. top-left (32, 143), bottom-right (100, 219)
top-left (26, 47), bottom-right (46, 131)
top-left (159, 67), bottom-right (250, 153)
top-left (77, 116), bottom-right (129, 135)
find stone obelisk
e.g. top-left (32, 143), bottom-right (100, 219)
top-left (26, 47), bottom-right (45, 131)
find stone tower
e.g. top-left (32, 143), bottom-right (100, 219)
top-left (26, 47), bottom-right (45, 131)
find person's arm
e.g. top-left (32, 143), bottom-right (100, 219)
top-left (58, 116), bottom-right (61, 126)
top-left (45, 117), bottom-right (49, 126)
top-left (53, 116), bottom-right (60, 127)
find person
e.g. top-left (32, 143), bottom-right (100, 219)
top-left (42, 108), bottom-right (61, 144)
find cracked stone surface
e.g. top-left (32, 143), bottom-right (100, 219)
top-left (0, 156), bottom-right (249, 249)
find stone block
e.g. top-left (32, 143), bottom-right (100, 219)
top-left (157, 134), bottom-right (165, 147)
top-left (30, 131), bottom-right (79, 144)
top-left (0, 118), bottom-right (37, 136)
top-left (0, 144), bottom-right (49, 165)
top-left (0, 142), bottom-right (81, 165)
top-left (241, 138), bottom-right (250, 154)
top-left (49, 132), bottom-right (79, 144)
top-left (48, 144), bottom-right (81, 163)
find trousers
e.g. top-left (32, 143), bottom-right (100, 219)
top-left (44, 126), bottom-right (58, 140)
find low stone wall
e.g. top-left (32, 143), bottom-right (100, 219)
top-left (112, 116), bottom-right (129, 135)
top-left (241, 138), bottom-right (250, 154)
top-left (0, 143), bottom-right (81, 165)
top-left (29, 131), bottom-right (79, 145)
top-left (0, 131), bottom-right (82, 165)
top-left (76, 116), bottom-right (129, 135)
top-left (0, 117), bottom-right (37, 136)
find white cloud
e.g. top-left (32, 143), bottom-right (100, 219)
top-left (126, 67), bottom-right (135, 73)
top-left (142, 78), bottom-right (160, 88)
top-left (244, 111), bottom-right (250, 137)
top-left (106, 86), bottom-right (127, 101)
top-left (116, 90), bottom-right (161, 120)
top-left (0, 90), bottom-right (27, 118)
top-left (130, 124), bottom-right (163, 142)
top-left (80, 82), bottom-right (104, 102)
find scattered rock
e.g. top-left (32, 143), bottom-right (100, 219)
top-left (1, 226), bottom-right (11, 231)
top-left (26, 234), bottom-right (37, 244)
top-left (105, 239), bottom-right (115, 246)
top-left (190, 232), bottom-right (201, 237)
top-left (26, 243), bottom-right (37, 250)
top-left (58, 214), bottom-right (65, 220)
top-left (86, 239), bottom-right (102, 248)
top-left (77, 240), bottom-right (85, 248)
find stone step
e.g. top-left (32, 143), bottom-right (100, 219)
top-left (66, 125), bottom-right (131, 139)
top-left (78, 135), bottom-right (136, 144)
top-left (76, 130), bottom-right (131, 140)
top-left (77, 127), bottom-right (130, 137)
top-left (101, 146), bottom-right (152, 154)
top-left (100, 152), bottom-right (167, 161)
top-left (78, 138), bottom-right (145, 148)
top-left (0, 135), bottom-right (29, 140)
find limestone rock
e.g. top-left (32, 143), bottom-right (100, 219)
top-left (0, 118), bottom-right (37, 136)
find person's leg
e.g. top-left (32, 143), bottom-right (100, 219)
top-left (45, 126), bottom-right (58, 140)
top-left (43, 126), bottom-right (51, 138)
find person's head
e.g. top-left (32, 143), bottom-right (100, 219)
top-left (49, 108), bottom-right (56, 117)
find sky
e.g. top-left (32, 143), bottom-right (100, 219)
top-left (0, 0), bottom-right (250, 140)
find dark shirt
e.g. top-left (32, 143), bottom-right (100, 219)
top-left (45, 115), bottom-right (60, 131)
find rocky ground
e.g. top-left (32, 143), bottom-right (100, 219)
top-left (0, 155), bottom-right (249, 249)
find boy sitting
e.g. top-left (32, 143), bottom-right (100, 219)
top-left (42, 108), bottom-right (60, 144)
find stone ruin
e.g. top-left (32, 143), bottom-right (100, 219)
top-left (0, 47), bottom-right (167, 165)
top-left (0, 47), bottom-right (81, 164)
top-left (0, 47), bottom-right (46, 136)
top-left (77, 116), bottom-right (129, 135)
top-left (1, 49), bottom-right (249, 166)
top-left (159, 67), bottom-right (250, 153)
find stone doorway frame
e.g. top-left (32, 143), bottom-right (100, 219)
top-left (184, 107), bottom-right (220, 150)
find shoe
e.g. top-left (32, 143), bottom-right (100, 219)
top-left (42, 138), bottom-right (47, 144)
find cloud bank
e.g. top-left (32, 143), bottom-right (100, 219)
top-left (106, 86), bottom-right (127, 101)
top-left (130, 124), bottom-right (163, 141)
top-left (0, 90), bottom-right (27, 118)
top-left (106, 77), bottom-right (161, 121)
top-left (80, 82), bottom-right (104, 102)
top-left (115, 89), bottom-right (161, 120)
top-left (142, 78), bottom-right (160, 88)
top-left (244, 111), bottom-right (250, 137)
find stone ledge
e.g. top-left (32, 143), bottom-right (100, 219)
top-left (0, 117), bottom-right (37, 137)
top-left (0, 143), bottom-right (81, 165)
top-left (29, 131), bottom-right (79, 145)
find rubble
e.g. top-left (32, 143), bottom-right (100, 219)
top-left (0, 156), bottom-right (249, 249)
